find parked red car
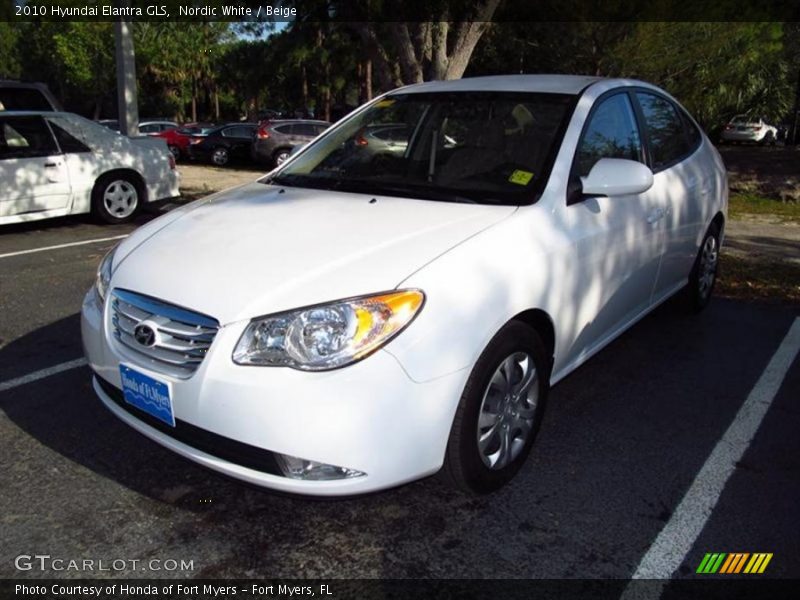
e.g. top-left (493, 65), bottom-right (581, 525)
top-left (154, 123), bottom-right (216, 160)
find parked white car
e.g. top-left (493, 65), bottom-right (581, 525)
top-left (82, 75), bottom-right (727, 496)
top-left (720, 114), bottom-right (778, 144)
top-left (0, 111), bottom-right (179, 225)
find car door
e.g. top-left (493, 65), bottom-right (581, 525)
top-left (223, 125), bottom-right (256, 159)
top-left (564, 91), bottom-right (665, 348)
top-left (0, 115), bottom-right (70, 217)
top-left (634, 92), bottom-right (706, 300)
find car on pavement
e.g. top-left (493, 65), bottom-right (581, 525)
top-left (720, 114), bottom-right (778, 144)
top-left (251, 119), bottom-right (330, 167)
top-left (154, 122), bottom-right (216, 160)
top-left (82, 75), bottom-right (727, 496)
top-left (0, 111), bottom-right (179, 225)
top-left (188, 123), bottom-right (258, 166)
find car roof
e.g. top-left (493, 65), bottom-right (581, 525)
top-left (392, 74), bottom-right (606, 95)
top-left (267, 119), bottom-right (330, 126)
top-left (0, 110), bottom-right (79, 117)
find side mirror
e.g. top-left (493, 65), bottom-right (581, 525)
top-left (580, 158), bottom-right (654, 197)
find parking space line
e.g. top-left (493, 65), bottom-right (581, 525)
top-left (0, 235), bottom-right (127, 260)
top-left (0, 358), bottom-right (88, 393)
top-left (625, 317), bottom-right (800, 586)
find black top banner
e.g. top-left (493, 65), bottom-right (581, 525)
top-left (3, 0), bottom-right (800, 23)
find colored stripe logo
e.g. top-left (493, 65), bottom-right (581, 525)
top-left (696, 552), bottom-right (773, 574)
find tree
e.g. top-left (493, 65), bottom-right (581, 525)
top-left (336, 0), bottom-right (502, 91)
top-left (609, 23), bottom-right (794, 131)
top-left (0, 23), bottom-right (21, 79)
top-left (52, 23), bottom-right (116, 119)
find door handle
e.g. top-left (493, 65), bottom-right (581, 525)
top-left (44, 162), bottom-right (59, 167)
top-left (646, 208), bottom-right (666, 224)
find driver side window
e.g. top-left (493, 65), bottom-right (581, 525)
top-left (576, 93), bottom-right (643, 178)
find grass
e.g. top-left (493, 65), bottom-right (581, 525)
top-left (728, 193), bottom-right (800, 223)
top-left (717, 254), bottom-right (800, 305)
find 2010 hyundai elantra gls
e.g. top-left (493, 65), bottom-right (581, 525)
top-left (82, 75), bottom-right (727, 495)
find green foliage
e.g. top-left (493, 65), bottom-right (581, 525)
top-left (0, 23), bottom-right (21, 79)
top-left (609, 23), bottom-right (794, 130)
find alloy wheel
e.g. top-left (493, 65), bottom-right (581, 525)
top-left (476, 352), bottom-right (539, 470)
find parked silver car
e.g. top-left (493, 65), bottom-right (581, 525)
top-left (251, 119), bottom-right (330, 167)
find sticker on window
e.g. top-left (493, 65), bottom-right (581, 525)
top-left (508, 170), bottom-right (533, 185)
top-left (375, 99), bottom-right (396, 108)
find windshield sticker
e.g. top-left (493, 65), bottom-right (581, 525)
top-left (375, 99), bottom-right (396, 108)
top-left (509, 170), bottom-right (534, 186)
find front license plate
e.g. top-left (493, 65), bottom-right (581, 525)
top-left (119, 365), bottom-right (175, 427)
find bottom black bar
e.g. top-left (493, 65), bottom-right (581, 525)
top-left (2, 579), bottom-right (799, 600)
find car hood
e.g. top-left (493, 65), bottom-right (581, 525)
top-left (112, 183), bottom-right (516, 324)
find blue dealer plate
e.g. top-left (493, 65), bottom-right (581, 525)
top-left (119, 365), bottom-right (175, 427)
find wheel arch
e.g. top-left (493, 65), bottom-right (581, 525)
top-left (94, 168), bottom-right (148, 203)
top-left (509, 308), bottom-right (556, 377)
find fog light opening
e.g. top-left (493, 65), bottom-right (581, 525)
top-left (277, 454), bottom-right (365, 481)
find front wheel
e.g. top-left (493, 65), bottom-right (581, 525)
top-left (443, 321), bottom-right (550, 494)
top-left (688, 223), bottom-right (720, 312)
top-left (92, 174), bottom-right (141, 224)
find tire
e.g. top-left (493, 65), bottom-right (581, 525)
top-left (211, 147), bottom-right (229, 166)
top-left (688, 222), bottom-right (721, 313)
top-left (443, 321), bottom-right (550, 494)
top-left (92, 174), bottom-right (142, 224)
top-left (273, 148), bottom-right (291, 167)
top-left (168, 145), bottom-right (181, 160)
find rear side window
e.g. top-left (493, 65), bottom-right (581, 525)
top-left (223, 126), bottom-right (255, 138)
top-left (48, 120), bottom-right (90, 153)
top-left (294, 123), bottom-right (320, 137)
top-left (680, 110), bottom-right (702, 149)
top-left (273, 125), bottom-right (292, 135)
top-left (0, 116), bottom-right (58, 159)
top-left (635, 92), bottom-right (691, 170)
top-left (575, 93), bottom-right (643, 178)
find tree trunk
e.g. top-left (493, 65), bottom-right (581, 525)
top-left (365, 59), bottom-right (372, 101)
top-left (301, 64), bottom-right (309, 110)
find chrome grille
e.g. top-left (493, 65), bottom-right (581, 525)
top-left (111, 289), bottom-right (220, 378)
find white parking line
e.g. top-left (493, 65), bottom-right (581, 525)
top-left (0, 358), bottom-right (88, 393)
top-left (0, 235), bottom-right (127, 260)
top-left (624, 317), bottom-right (800, 589)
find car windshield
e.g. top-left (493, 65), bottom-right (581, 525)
top-left (269, 91), bottom-right (575, 205)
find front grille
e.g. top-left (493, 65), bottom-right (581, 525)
top-left (111, 289), bottom-right (220, 378)
top-left (95, 375), bottom-right (282, 476)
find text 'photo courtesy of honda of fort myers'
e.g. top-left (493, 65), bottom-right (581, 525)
top-left (82, 75), bottom-right (727, 496)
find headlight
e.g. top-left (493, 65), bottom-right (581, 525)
top-left (232, 290), bottom-right (424, 370)
top-left (94, 246), bottom-right (117, 304)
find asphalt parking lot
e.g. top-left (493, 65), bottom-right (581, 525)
top-left (1, 208), bottom-right (798, 581)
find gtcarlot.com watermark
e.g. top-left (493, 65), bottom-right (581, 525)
top-left (14, 554), bottom-right (195, 573)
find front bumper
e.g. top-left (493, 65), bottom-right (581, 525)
top-left (81, 289), bottom-right (466, 496)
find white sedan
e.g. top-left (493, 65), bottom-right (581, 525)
top-left (0, 111), bottom-right (179, 225)
top-left (81, 75), bottom-right (727, 495)
top-left (720, 114), bottom-right (778, 144)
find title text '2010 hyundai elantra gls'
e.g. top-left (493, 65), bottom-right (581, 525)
top-left (82, 75), bottom-right (727, 495)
